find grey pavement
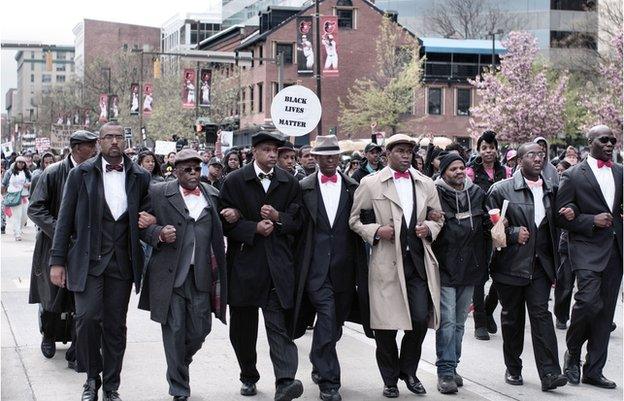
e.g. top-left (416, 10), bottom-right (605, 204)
top-left (1, 224), bottom-right (622, 401)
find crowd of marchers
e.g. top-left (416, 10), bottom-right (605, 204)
top-left (2, 122), bottom-right (622, 401)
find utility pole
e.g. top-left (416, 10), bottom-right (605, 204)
top-left (488, 29), bottom-right (503, 72)
top-left (315, 0), bottom-right (322, 137)
top-left (101, 67), bottom-right (112, 121)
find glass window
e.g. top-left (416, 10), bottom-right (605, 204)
top-left (241, 88), bottom-right (246, 115)
top-left (428, 88), bottom-right (442, 115)
top-left (31, 63), bottom-right (34, 71)
top-left (249, 85), bottom-right (254, 113)
top-left (276, 43), bottom-right (293, 64)
top-left (30, 74), bottom-right (35, 82)
top-left (42, 74), bottom-right (52, 83)
top-left (57, 52), bottom-right (66, 60)
top-left (56, 75), bottom-right (66, 83)
top-left (550, 0), bottom-right (596, 11)
top-left (56, 64), bottom-right (66, 72)
top-left (258, 82), bottom-right (263, 112)
top-left (31, 51), bottom-right (35, 59)
top-left (457, 88), bottom-right (471, 116)
top-left (337, 9), bottom-right (353, 29)
top-left (550, 31), bottom-right (597, 49)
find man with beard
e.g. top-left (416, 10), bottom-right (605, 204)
top-left (28, 130), bottom-right (98, 368)
top-left (556, 125), bottom-right (623, 389)
top-left (351, 143), bottom-right (382, 183)
top-left (487, 142), bottom-right (572, 391)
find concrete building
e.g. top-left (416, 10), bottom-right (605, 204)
top-left (13, 46), bottom-right (75, 123)
top-left (221, 0), bottom-right (308, 28)
top-left (162, 12), bottom-right (222, 53)
top-left (72, 19), bottom-right (161, 77)
top-left (374, 0), bottom-right (598, 69)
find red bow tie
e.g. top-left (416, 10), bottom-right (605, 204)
top-left (182, 187), bottom-right (201, 197)
top-left (105, 164), bottom-right (123, 172)
top-left (597, 159), bottom-right (613, 168)
top-left (394, 171), bottom-right (410, 179)
top-left (526, 179), bottom-right (543, 189)
top-left (320, 174), bottom-right (338, 184)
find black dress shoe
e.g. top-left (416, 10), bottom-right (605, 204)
top-left (401, 375), bottom-right (426, 394)
top-left (582, 375), bottom-right (617, 389)
top-left (103, 390), bottom-right (122, 401)
top-left (555, 319), bottom-right (567, 330)
top-left (173, 396), bottom-right (188, 401)
top-left (541, 373), bottom-right (568, 391)
top-left (505, 370), bottom-right (523, 385)
top-left (454, 371), bottom-right (463, 387)
top-left (486, 314), bottom-right (498, 334)
top-left (41, 336), bottom-right (56, 359)
top-left (311, 371), bottom-right (321, 384)
top-left (611, 322), bottom-right (617, 332)
top-left (474, 327), bottom-right (490, 340)
top-left (240, 382), bottom-right (257, 396)
top-left (319, 388), bottom-right (342, 401)
top-left (382, 386), bottom-right (399, 398)
top-left (81, 377), bottom-right (101, 401)
top-left (563, 351), bottom-right (580, 385)
top-left (275, 379), bottom-right (303, 401)
top-left (437, 376), bottom-right (458, 394)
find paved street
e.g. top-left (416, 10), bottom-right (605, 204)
top-left (1, 224), bottom-right (622, 401)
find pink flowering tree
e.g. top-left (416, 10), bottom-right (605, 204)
top-left (580, 29), bottom-right (623, 138)
top-left (468, 31), bottom-right (568, 144)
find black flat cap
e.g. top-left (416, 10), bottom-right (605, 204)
top-left (252, 131), bottom-right (285, 147)
top-left (69, 130), bottom-right (98, 147)
top-left (278, 141), bottom-right (295, 153)
top-left (364, 142), bottom-right (383, 153)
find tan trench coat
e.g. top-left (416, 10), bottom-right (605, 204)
top-left (349, 167), bottom-right (443, 331)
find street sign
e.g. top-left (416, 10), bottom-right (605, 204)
top-left (270, 85), bottom-right (322, 137)
top-left (123, 127), bottom-right (132, 140)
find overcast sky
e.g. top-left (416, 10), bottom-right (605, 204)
top-left (1, 0), bottom-right (220, 111)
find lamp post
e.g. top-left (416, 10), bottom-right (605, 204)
top-left (315, 0), bottom-right (322, 137)
top-left (101, 67), bottom-right (112, 120)
top-left (487, 29), bottom-right (504, 72)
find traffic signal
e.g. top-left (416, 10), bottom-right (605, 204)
top-left (153, 58), bottom-right (161, 79)
top-left (205, 124), bottom-right (219, 145)
top-left (45, 52), bottom-right (53, 72)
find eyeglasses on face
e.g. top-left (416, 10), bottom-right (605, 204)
top-left (596, 136), bottom-right (617, 145)
top-left (181, 166), bottom-right (202, 174)
top-left (524, 151), bottom-right (546, 159)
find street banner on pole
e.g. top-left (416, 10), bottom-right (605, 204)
top-left (270, 85), bottom-right (322, 136)
top-left (110, 95), bottom-right (119, 119)
top-left (143, 83), bottom-right (153, 115)
top-left (98, 94), bottom-right (108, 123)
top-left (296, 16), bottom-right (314, 75)
top-left (130, 83), bottom-right (140, 115)
top-left (182, 69), bottom-right (196, 109)
top-left (320, 16), bottom-right (339, 77)
top-left (199, 69), bottom-right (212, 107)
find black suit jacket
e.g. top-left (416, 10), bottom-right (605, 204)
top-left (219, 163), bottom-right (302, 309)
top-left (555, 159), bottom-right (623, 272)
top-left (138, 180), bottom-right (227, 325)
top-left (49, 154), bottom-right (151, 292)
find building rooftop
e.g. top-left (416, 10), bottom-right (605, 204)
top-left (421, 37), bottom-right (505, 55)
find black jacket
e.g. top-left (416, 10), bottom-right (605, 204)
top-left (432, 178), bottom-right (491, 287)
top-left (555, 159), bottom-right (623, 272)
top-left (487, 170), bottom-right (559, 283)
top-left (469, 157), bottom-right (507, 193)
top-left (350, 160), bottom-right (378, 183)
top-left (27, 158), bottom-right (74, 312)
top-left (218, 163), bottom-right (302, 309)
top-left (49, 154), bottom-right (152, 292)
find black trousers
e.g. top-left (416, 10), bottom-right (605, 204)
top-left (229, 289), bottom-right (298, 385)
top-left (554, 252), bottom-right (575, 323)
top-left (374, 253), bottom-right (429, 387)
top-left (495, 274), bottom-right (561, 379)
top-left (162, 270), bottom-right (212, 397)
top-left (473, 268), bottom-right (498, 329)
top-left (307, 280), bottom-right (351, 391)
top-left (74, 271), bottom-right (133, 391)
top-left (566, 241), bottom-right (623, 379)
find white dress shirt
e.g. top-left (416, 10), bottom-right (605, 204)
top-left (180, 186), bottom-right (208, 264)
top-left (525, 178), bottom-right (545, 228)
top-left (70, 155), bottom-right (79, 167)
top-left (318, 172), bottom-right (342, 227)
top-left (587, 155), bottom-right (615, 211)
top-left (391, 168), bottom-right (414, 227)
top-left (254, 161), bottom-right (274, 193)
top-left (102, 158), bottom-right (127, 220)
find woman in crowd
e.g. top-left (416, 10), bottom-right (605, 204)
top-left (138, 150), bottom-right (164, 183)
top-left (412, 152), bottom-right (425, 173)
top-left (1, 156), bottom-right (31, 241)
top-left (162, 151), bottom-right (176, 178)
top-left (223, 148), bottom-right (243, 176)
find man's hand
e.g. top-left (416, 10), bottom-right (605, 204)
top-left (377, 224), bottom-right (395, 241)
top-left (594, 212), bottom-right (613, 228)
top-left (415, 222), bottom-right (430, 239)
top-left (256, 219), bottom-right (274, 237)
top-left (260, 205), bottom-right (279, 222)
top-left (138, 211), bottom-right (156, 229)
top-left (50, 265), bottom-right (66, 288)
top-left (427, 209), bottom-right (444, 222)
top-left (558, 207), bottom-right (576, 221)
top-left (159, 225), bottom-right (177, 243)
top-left (220, 208), bottom-right (241, 224)
top-left (517, 226), bottom-right (530, 245)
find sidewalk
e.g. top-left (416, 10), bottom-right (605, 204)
top-left (1, 224), bottom-right (622, 400)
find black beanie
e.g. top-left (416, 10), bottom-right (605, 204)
top-left (439, 153), bottom-right (465, 176)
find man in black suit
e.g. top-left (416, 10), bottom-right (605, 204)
top-left (556, 124), bottom-right (623, 389)
top-left (219, 130), bottom-right (304, 401)
top-left (293, 135), bottom-right (367, 401)
top-left (49, 122), bottom-right (152, 401)
top-left (138, 149), bottom-right (227, 401)
top-left (28, 130), bottom-right (98, 366)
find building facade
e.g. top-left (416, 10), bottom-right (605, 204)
top-left (222, 0), bottom-right (308, 28)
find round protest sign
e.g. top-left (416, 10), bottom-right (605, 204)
top-left (270, 85), bottom-right (321, 137)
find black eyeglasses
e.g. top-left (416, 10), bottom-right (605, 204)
top-left (524, 151), bottom-right (546, 160)
top-left (181, 166), bottom-right (202, 174)
top-left (596, 136), bottom-right (617, 145)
